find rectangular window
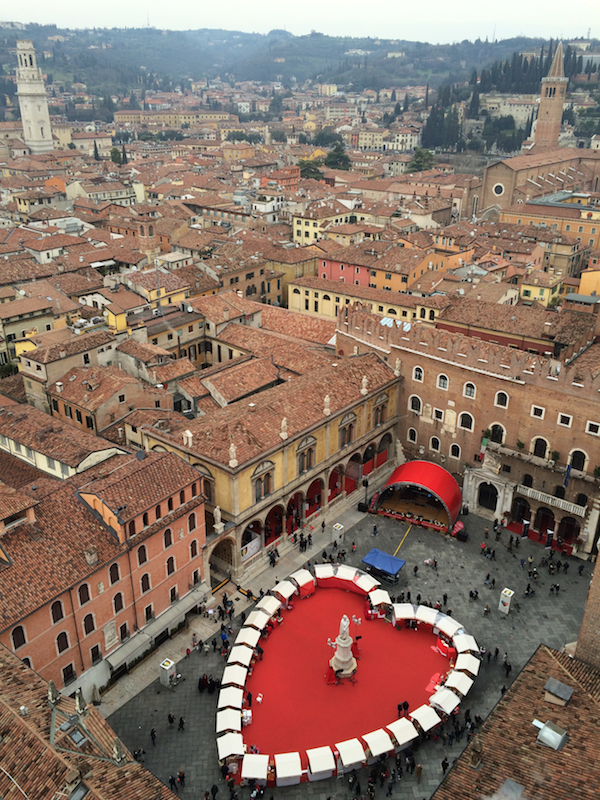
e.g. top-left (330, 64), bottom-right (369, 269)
top-left (83, 353), bottom-right (90, 365)
top-left (558, 414), bottom-right (572, 428)
top-left (47, 456), bottom-right (55, 469)
top-left (434, 408), bottom-right (444, 421)
top-left (91, 644), bottom-right (102, 665)
top-left (75, 409), bottom-right (82, 423)
top-left (86, 416), bottom-right (94, 429)
top-left (144, 604), bottom-right (154, 622)
top-left (64, 404), bottom-right (73, 419)
top-left (586, 421), bottom-right (600, 436)
top-left (118, 394), bottom-right (125, 404)
top-left (530, 405), bottom-right (545, 419)
top-left (62, 663), bottom-right (76, 686)
top-left (52, 398), bottom-right (59, 412)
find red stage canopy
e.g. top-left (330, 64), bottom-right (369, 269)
top-left (382, 461), bottom-right (462, 525)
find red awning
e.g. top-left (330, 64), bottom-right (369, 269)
top-left (382, 460), bottom-right (462, 524)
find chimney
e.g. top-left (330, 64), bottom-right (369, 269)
top-left (55, 381), bottom-right (63, 393)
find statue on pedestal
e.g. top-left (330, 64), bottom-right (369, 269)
top-left (329, 613), bottom-right (357, 678)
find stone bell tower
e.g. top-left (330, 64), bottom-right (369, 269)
top-left (533, 42), bottom-right (568, 151)
top-left (16, 40), bottom-right (53, 155)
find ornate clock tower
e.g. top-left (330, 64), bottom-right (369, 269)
top-left (534, 42), bottom-right (568, 151)
top-left (16, 40), bottom-right (53, 154)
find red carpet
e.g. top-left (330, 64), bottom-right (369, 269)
top-left (243, 589), bottom-right (448, 760)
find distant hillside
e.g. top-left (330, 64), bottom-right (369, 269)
top-left (0, 24), bottom-right (564, 95)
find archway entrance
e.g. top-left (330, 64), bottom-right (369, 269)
top-left (477, 482), bottom-right (498, 512)
top-left (511, 497), bottom-right (531, 524)
top-left (265, 506), bottom-right (283, 546)
top-left (345, 454), bottom-right (362, 495)
top-left (377, 433), bottom-right (392, 467)
top-left (209, 538), bottom-right (235, 586)
top-left (286, 492), bottom-right (304, 536)
top-left (533, 507), bottom-right (555, 535)
top-left (557, 516), bottom-right (579, 545)
top-left (241, 521), bottom-right (261, 563)
top-left (362, 444), bottom-right (376, 476)
top-left (328, 466), bottom-right (344, 503)
top-left (306, 479), bottom-right (324, 518)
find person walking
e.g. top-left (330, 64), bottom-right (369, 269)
top-left (168, 712), bottom-right (175, 726)
top-left (169, 776), bottom-right (179, 793)
top-left (441, 757), bottom-right (449, 774)
top-left (178, 770), bottom-right (186, 788)
top-left (494, 646), bottom-right (499, 661)
top-left (211, 784), bottom-right (219, 800)
top-left (246, 692), bottom-right (253, 708)
top-left (373, 524), bottom-right (378, 536)
top-left (402, 700), bottom-right (409, 716)
top-left (443, 592), bottom-right (448, 606)
top-left (416, 764), bottom-right (422, 784)
top-left (178, 716), bottom-right (185, 731)
top-left (413, 565), bottom-right (418, 577)
top-left (505, 661), bottom-right (512, 678)
top-left (150, 728), bottom-right (157, 746)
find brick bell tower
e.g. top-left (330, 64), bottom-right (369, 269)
top-left (16, 40), bottom-right (53, 155)
top-left (533, 42), bottom-right (568, 150)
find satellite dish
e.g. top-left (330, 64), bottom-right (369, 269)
top-left (135, 450), bottom-right (146, 461)
top-left (187, 305), bottom-right (193, 313)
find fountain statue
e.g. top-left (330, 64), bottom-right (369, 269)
top-left (329, 613), bottom-right (357, 678)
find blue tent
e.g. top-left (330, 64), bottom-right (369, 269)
top-left (362, 548), bottom-right (406, 580)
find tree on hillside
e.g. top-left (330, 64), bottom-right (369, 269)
top-left (298, 159), bottom-right (324, 181)
top-left (121, 145), bottom-right (128, 165)
top-left (93, 140), bottom-right (100, 161)
top-left (403, 93), bottom-right (409, 112)
top-left (110, 147), bottom-right (122, 165)
top-left (314, 128), bottom-right (342, 147)
top-left (271, 129), bottom-right (287, 142)
top-left (407, 148), bottom-right (435, 172)
top-left (324, 142), bottom-right (351, 170)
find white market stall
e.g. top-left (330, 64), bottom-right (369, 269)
top-left (256, 595), bottom-right (281, 617)
top-left (415, 605), bottom-right (442, 627)
top-left (453, 633), bottom-right (479, 654)
top-left (410, 704), bottom-right (442, 733)
top-left (245, 610), bottom-right (271, 631)
top-left (335, 738), bottom-right (366, 772)
top-left (289, 568), bottom-right (316, 597)
top-left (369, 588), bottom-right (392, 607)
top-left (391, 603), bottom-right (417, 626)
top-left (306, 746), bottom-right (336, 781)
top-left (241, 753), bottom-right (270, 786)
top-left (435, 615), bottom-right (464, 638)
top-left (274, 751), bottom-right (302, 786)
top-left (216, 708), bottom-right (242, 734)
top-left (355, 573), bottom-right (380, 593)
top-left (235, 627), bottom-right (262, 648)
top-left (217, 687), bottom-right (244, 710)
top-left (362, 729), bottom-right (394, 760)
top-left (227, 646), bottom-right (253, 667)
top-left (221, 664), bottom-right (248, 687)
top-left (217, 732), bottom-right (245, 761)
top-left (429, 687), bottom-right (460, 716)
top-left (273, 580), bottom-right (297, 605)
top-left (445, 671), bottom-right (474, 697)
top-left (386, 718), bottom-right (419, 750)
top-left (454, 653), bottom-right (481, 677)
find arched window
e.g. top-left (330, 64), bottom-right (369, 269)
top-left (293, 288), bottom-right (301, 294)
top-left (533, 438), bottom-right (547, 459)
top-left (141, 573), bottom-right (151, 593)
top-left (164, 528), bottom-right (173, 548)
top-left (109, 563), bottom-right (120, 585)
top-left (113, 592), bottom-right (124, 614)
top-left (420, 307), bottom-right (426, 318)
top-left (430, 437), bottom-right (441, 452)
top-left (56, 632), bottom-right (69, 653)
top-left (522, 474), bottom-right (533, 488)
top-left (437, 374), bottom-right (449, 390)
top-left (22, 657), bottom-right (31, 668)
top-left (51, 600), bottom-right (64, 624)
top-left (339, 413), bottom-right (356, 448)
top-left (78, 584), bottom-right (90, 605)
top-left (83, 614), bottom-right (95, 635)
top-left (155, 504), bottom-right (162, 521)
top-left (137, 545), bottom-right (147, 566)
top-left (459, 413), bottom-right (474, 431)
top-left (166, 556), bottom-right (175, 575)
top-left (142, 512), bottom-right (148, 527)
top-left (167, 497), bottom-right (173, 512)
top-left (450, 444), bottom-right (461, 459)
top-left (495, 391), bottom-right (508, 408)
top-left (463, 382), bottom-right (476, 399)
top-left (570, 450), bottom-right (586, 471)
top-left (188, 513), bottom-right (196, 532)
top-left (374, 393), bottom-right (388, 427)
top-left (323, 294), bottom-right (331, 301)
top-left (11, 625), bottom-right (26, 650)
top-left (180, 490), bottom-right (185, 505)
top-left (297, 436), bottom-right (317, 474)
top-left (413, 366), bottom-right (423, 382)
top-left (410, 396), bottom-right (422, 414)
top-left (408, 428), bottom-right (417, 443)
top-left (191, 482), bottom-right (198, 497)
top-left (490, 424), bottom-right (504, 444)
top-left (576, 493), bottom-right (588, 507)
top-left (190, 540), bottom-right (198, 559)
top-left (128, 520), bottom-right (136, 537)
top-left (554, 485), bottom-right (565, 499)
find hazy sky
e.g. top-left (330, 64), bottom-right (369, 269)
top-left (14, 1), bottom-right (597, 44)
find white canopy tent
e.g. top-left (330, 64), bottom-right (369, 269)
top-left (274, 752), bottom-right (302, 786)
top-left (221, 664), bottom-right (248, 687)
top-left (235, 627), bottom-right (262, 648)
top-left (415, 606), bottom-right (441, 626)
top-left (217, 687), bottom-right (244, 709)
top-left (255, 595), bottom-right (281, 617)
top-left (241, 754), bottom-right (269, 785)
top-left (334, 565), bottom-right (359, 581)
top-left (453, 633), bottom-right (479, 654)
top-left (386, 718), bottom-right (419, 749)
top-left (455, 653), bottom-right (481, 676)
top-left (445, 671), bottom-right (474, 696)
top-left (335, 738), bottom-right (366, 771)
top-left (306, 746), bottom-right (336, 781)
top-left (245, 610), bottom-right (270, 630)
top-left (273, 580), bottom-right (297, 601)
top-left (430, 687), bottom-right (461, 716)
top-left (216, 732), bottom-right (245, 761)
top-left (289, 568), bottom-right (315, 591)
top-left (362, 729), bottom-right (394, 758)
top-left (314, 564), bottom-right (335, 580)
top-left (435, 615), bottom-right (464, 638)
top-left (216, 708), bottom-right (242, 733)
top-left (355, 573), bottom-right (380, 593)
top-left (392, 604), bottom-right (417, 626)
top-left (369, 588), bottom-right (392, 606)
top-left (409, 704), bottom-right (442, 733)
top-left (227, 646), bottom-right (253, 667)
